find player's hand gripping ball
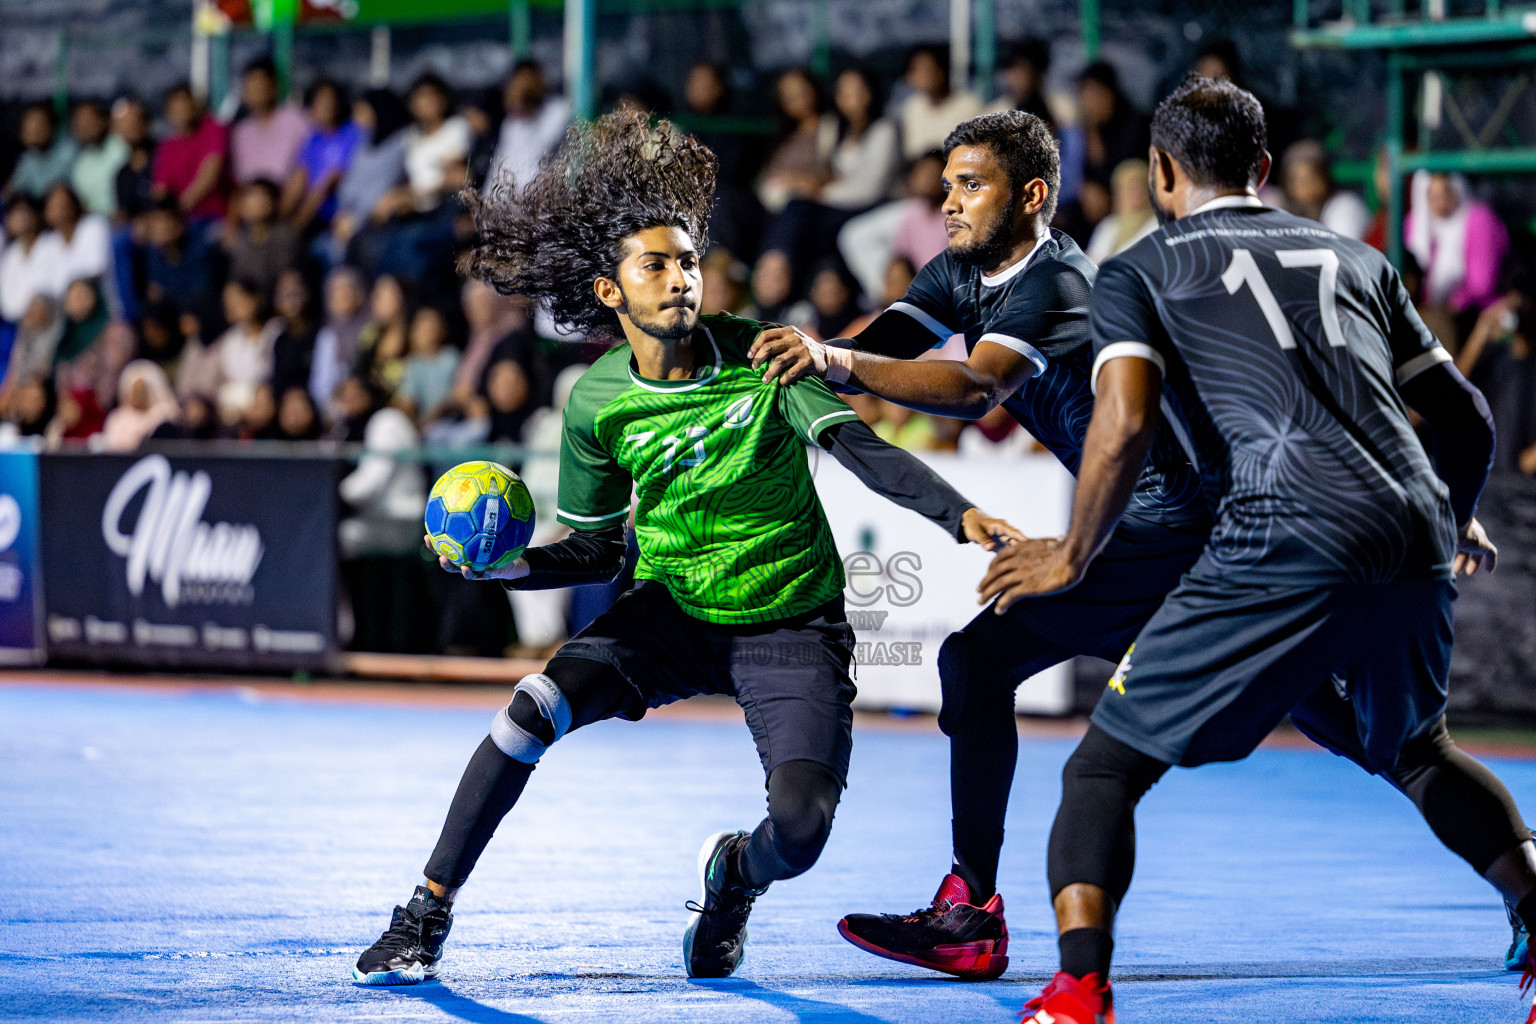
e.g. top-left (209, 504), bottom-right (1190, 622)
top-left (424, 461), bottom-right (536, 574)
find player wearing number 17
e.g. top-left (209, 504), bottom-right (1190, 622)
top-left (350, 109), bottom-right (1024, 987)
top-left (995, 76), bottom-right (1536, 1024)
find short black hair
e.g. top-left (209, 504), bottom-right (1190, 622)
top-left (460, 108), bottom-right (717, 338)
top-left (1007, 38), bottom-right (1051, 75)
top-left (1078, 60), bottom-right (1121, 93)
top-left (148, 195), bottom-right (184, 218)
top-left (242, 56), bottom-right (278, 81)
top-left (304, 77), bottom-right (347, 110)
top-left (244, 178), bottom-right (282, 203)
top-left (409, 71), bottom-right (453, 102)
top-left (943, 110), bottom-right (1061, 222)
top-left (1151, 74), bottom-right (1268, 191)
top-left (1194, 38), bottom-right (1242, 80)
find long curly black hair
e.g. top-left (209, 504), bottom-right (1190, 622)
top-left (458, 108), bottom-right (717, 338)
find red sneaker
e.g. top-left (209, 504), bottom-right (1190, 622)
top-left (837, 873), bottom-right (1009, 979)
top-left (1521, 948), bottom-right (1536, 1023)
top-left (1018, 971), bottom-right (1114, 1024)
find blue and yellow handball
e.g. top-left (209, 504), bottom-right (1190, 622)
top-left (424, 461), bottom-right (536, 572)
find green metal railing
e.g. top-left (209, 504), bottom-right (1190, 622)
top-left (1291, 0), bottom-right (1536, 269)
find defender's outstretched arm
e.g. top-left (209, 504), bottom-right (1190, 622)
top-left (751, 312), bottom-right (1040, 421)
top-left (977, 356), bottom-right (1162, 610)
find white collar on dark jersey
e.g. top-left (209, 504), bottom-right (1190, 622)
top-left (979, 231), bottom-right (1051, 287)
top-left (1188, 194), bottom-right (1265, 216)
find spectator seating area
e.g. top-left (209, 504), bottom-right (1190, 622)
top-left (1, 39), bottom-right (1531, 654)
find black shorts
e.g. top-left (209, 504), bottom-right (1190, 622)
top-left (555, 581), bottom-right (858, 785)
top-left (1091, 562), bottom-right (1454, 772)
top-left (937, 515), bottom-right (1207, 731)
top-left (999, 514), bottom-right (1209, 663)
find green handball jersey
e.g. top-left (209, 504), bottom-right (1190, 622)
top-left (557, 314), bottom-right (862, 625)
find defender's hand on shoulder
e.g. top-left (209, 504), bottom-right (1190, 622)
top-left (750, 326), bottom-right (827, 386)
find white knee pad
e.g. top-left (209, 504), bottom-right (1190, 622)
top-left (488, 673), bottom-right (572, 764)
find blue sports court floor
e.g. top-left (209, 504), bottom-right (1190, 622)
top-left (3, 678), bottom-right (1534, 1023)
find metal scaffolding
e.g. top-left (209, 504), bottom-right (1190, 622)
top-left (1292, 2), bottom-right (1536, 268)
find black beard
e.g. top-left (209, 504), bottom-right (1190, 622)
top-left (619, 285), bottom-right (698, 340)
top-left (948, 196), bottom-right (1019, 269)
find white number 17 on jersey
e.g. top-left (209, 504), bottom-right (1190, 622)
top-left (1222, 248), bottom-right (1348, 350)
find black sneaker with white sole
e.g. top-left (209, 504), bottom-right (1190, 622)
top-left (683, 830), bottom-right (766, 978)
top-left (352, 885), bottom-right (454, 985)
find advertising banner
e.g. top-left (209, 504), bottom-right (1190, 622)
top-left (39, 452), bottom-right (336, 670)
top-left (814, 450), bottom-right (1075, 714)
top-left (0, 449), bottom-right (44, 665)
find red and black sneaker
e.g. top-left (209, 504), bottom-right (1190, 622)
top-left (1018, 970), bottom-right (1114, 1024)
top-left (1520, 946), bottom-right (1536, 1023)
top-left (837, 873), bottom-right (1008, 979)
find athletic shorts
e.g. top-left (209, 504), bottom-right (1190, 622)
top-left (992, 514), bottom-right (1209, 663)
top-left (937, 515), bottom-right (1207, 731)
top-left (556, 581), bottom-right (858, 785)
top-left (1090, 561), bottom-right (1454, 773)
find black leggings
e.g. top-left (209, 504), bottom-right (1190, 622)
top-left (937, 624), bottom-right (1075, 901)
top-left (424, 656), bottom-right (841, 890)
top-left (1047, 720), bottom-right (1532, 912)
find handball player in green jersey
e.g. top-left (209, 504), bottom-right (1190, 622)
top-left (352, 109), bottom-right (1023, 985)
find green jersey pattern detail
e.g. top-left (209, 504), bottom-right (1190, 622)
top-left (556, 313), bottom-right (861, 624)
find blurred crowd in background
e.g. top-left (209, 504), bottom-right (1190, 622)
top-left (1, 38), bottom-right (1533, 653)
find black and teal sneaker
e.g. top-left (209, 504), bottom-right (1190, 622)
top-left (1509, 899), bottom-right (1531, 972)
top-left (352, 885), bottom-right (454, 985)
top-left (683, 830), bottom-right (766, 978)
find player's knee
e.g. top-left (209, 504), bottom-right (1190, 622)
top-left (488, 673), bottom-right (573, 764)
top-left (1390, 718), bottom-right (1455, 780)
top-left (765, 764), bottom-right (841, 877)
top-left (938, 632), bottom-right (1007, 736)
top-left (767, 802), bottom-right (835, 878)
top-left (1062, 725), bottom-right (1169, 805)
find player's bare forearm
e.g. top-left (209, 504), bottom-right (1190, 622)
top-left (977, 357), bottom-right (1162, 612)
top-left (751, 321), bottom-right (1031, 420)
top-left (1060, 384), bottom-right (1160, 569)
top-left (843, 352), bottom-right (1007, 420)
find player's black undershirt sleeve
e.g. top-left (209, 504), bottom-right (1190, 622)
top-left (501, 525), bottom-right (627, 591)
top-left (848, 309), bottom-right (944, 360)
top-left (1399, 364), bottom-right (1496, 527)
top-left (821, 420), bottom-right (974, 541)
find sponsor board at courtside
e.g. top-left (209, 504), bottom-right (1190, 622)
top-left (35, 451), bottom-right (336, 670)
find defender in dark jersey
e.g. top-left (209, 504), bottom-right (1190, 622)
top-left (751, 110), bottom-right (1208, 979)
top-left (979, 78), bottom-right (1536, 1024)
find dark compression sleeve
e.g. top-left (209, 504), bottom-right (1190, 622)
top-left (503, 525), bottom-right (627, 591)
top-left (1399, 363), bottom-right (1496, 526)
top-left (821, 419), bottom-right (973, 541)
top-left (847, 309), bottom-right (945, 360)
